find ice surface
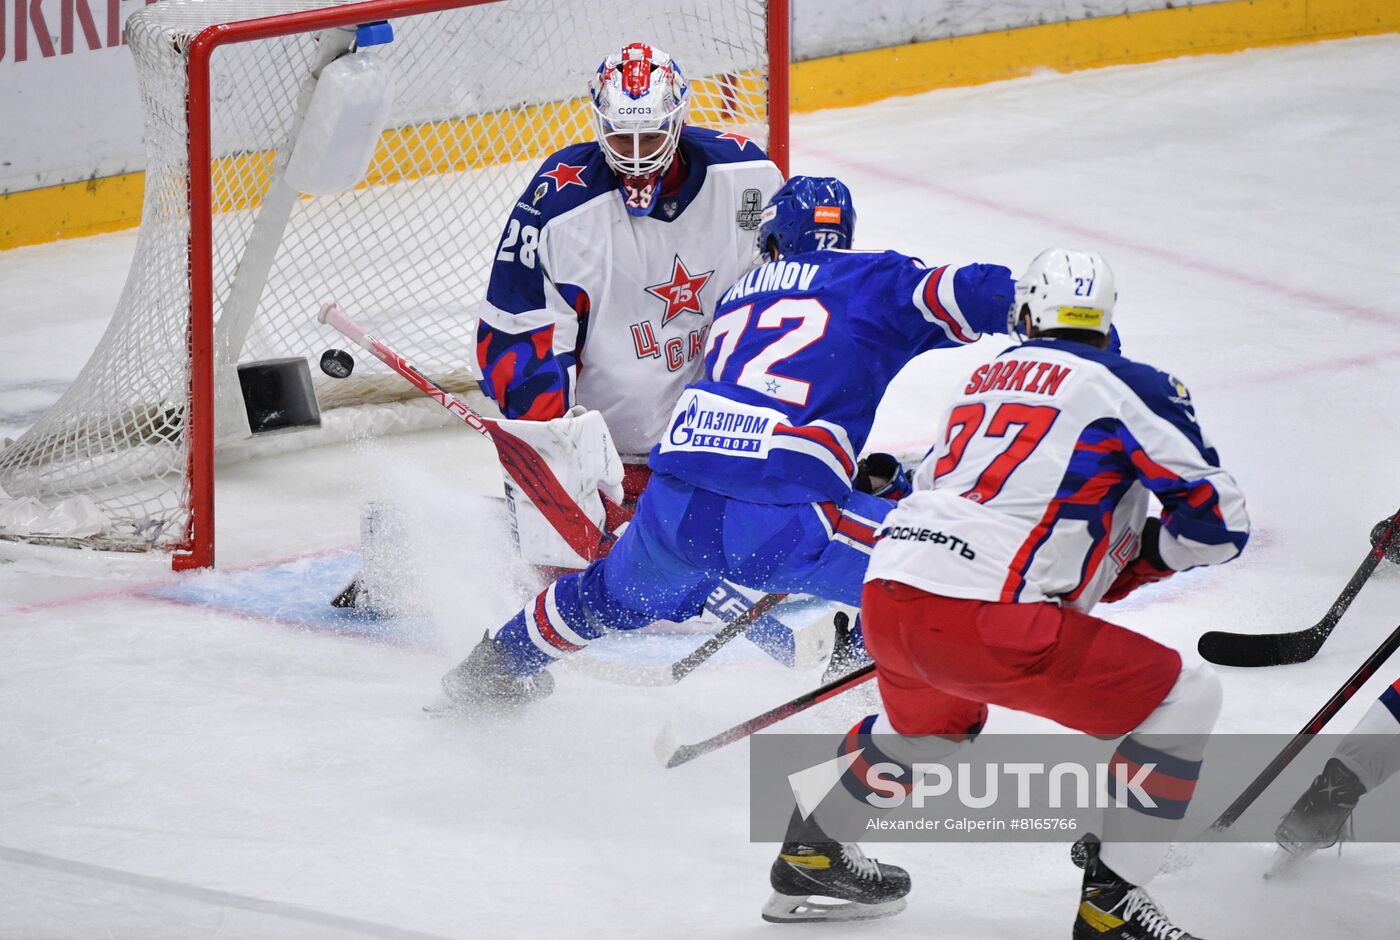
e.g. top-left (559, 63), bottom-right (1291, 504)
top-left (3, 36), bottom-right (1400, 938)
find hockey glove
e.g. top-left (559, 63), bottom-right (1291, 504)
top-left (1370, 516), bottom-right (1400, 564)
top-left (854, 453), bottom-right (912, 501)
top-left (1101, 517), bottom-right (1174, 603)
top-left (953, 263), bottom-right (1017, 336)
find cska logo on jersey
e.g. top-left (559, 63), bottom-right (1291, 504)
top-left (542, 162), bottom-right (587, 192)
top-left (645, 255), bottom-right (713, 325)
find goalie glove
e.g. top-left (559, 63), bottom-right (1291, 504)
top-left (854, 453), bottom-right (912, 501)
top-left (1101, 516), bottom-right (1174, 603)
top-left (495, 406), bottom-right (624, 568)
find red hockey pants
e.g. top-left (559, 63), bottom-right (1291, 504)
top-left (861, 579), bottom-right (1182, 738)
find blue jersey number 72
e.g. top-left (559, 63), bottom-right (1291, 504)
top-left (704, 297), bottom-right (831, 407)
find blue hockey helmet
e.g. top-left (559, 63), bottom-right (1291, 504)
top-left (756, 176), bottom-right (856, 258)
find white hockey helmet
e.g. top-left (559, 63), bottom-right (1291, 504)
top-left (1011, 248), bottom-right (1117, 339)
top-left (588, 43), bottom-right (689, 209)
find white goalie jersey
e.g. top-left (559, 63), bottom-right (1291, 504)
top-left (866, 338), bottom-right (1250, 611)
top-left (474, 126), bottom-right (783, 459)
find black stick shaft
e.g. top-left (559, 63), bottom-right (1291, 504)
top-left (1198, 507), bottom-right (1400, 667)
top-left (1213, 619), bottom-right (1400, 829)
top-left (670, 592), bottom-right (787, 681)
top-left (1310, 535), bottom-right (1389, 640)
top-left (666, 663), bottom-right (876, 767)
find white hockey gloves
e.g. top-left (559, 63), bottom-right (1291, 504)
top-left (495, 406), bottom-right (624, 568)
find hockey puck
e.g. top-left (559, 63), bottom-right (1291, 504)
top-left (319, 348), bottom-right (355, 379)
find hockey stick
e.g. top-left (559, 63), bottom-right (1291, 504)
top-left (318, 302), bottom-right (610, 561)
top-left (1198, 508), bottom-right (1400, 667)
top-left (670, 592), bottom-right (788, 682)
top-left (1212, 617), bottom-right (1400, 831)
top-left (564, 591), bottom-right (796, 688)
top-left (658, 662), bottom-right (876, 768)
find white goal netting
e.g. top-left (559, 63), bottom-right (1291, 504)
top-left (0, 0), bottom-right (777, 559)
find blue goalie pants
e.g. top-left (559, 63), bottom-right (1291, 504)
top-left (493, 471), bottom-right (891, 677)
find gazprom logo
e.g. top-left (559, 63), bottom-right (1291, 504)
top-left (669, 397), bottom-right (701, 446)
top-left (668, 398), bottom-right (771, 454)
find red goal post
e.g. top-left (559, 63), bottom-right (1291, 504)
top-left (0, 0), bottom-right (789, 570)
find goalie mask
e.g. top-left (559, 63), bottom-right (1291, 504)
top-left (756, 175), bottom-right (857, 259)
top-left (1010, 248), bottom-right (1117, 340)
top-left (589, 42), bottom-right (690, 216)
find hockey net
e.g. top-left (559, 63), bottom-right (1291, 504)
top-left (0, 0), bottom-right (787, 568)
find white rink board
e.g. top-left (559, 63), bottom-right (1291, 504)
top-left (2, 0), bottom-right (1223, 192)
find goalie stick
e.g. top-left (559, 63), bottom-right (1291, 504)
top-left (318, 302), bottom-right (610, 561)
top-left (658, 662), bottom-right (876, 768)
top-left (1212, 616), bottom-right (1400, 831)
top-left (1198, 508), bottom-right (1400, 667)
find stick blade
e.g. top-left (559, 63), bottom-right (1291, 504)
top-left (653, 719), bottom-right (704, 768)
top-left (665, 743), bottom-right (702, 769)
top-left (1197, 627), bottom-right (1322, 667)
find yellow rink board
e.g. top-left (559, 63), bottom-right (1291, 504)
top-left (3, 0), bottom-right (1397, 250)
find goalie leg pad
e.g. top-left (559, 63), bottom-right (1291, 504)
top-left (496, 407), bottom-right (624, 568)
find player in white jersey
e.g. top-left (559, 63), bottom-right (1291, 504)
top-left (331, 43), bottom-right (781, 606)
top-left (474, 42), bottom-right (783, 562)
top-left (780, 249), bottom-right (1250, 935)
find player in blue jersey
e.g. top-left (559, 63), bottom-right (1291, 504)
top-left (438, 175), bottom-right (1014, 713)
top-left (473, 42), bottom-right (784, 573)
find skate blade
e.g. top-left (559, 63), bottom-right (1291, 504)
top-left (653, 718), bottom-right (681, 768)
top-left (422, 694), bottom-right (543, 722)
top-left (421, 696), bottom-right (479, 720)
top-left (760, 893), bottom-right (907, 924)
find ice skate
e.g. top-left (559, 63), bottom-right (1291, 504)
top-left (1072, 834), bottom-right (1203, 939)
top-left (434, 631), bottom-right (554, 717)
top-left (1271, 757), bottom-right (1365, 869)
top-left (761, 840), bottom-right (909, 924)
top-left (820, 611), bottom-right (872, 683)
top-left (328, 573), bottom-right (385, 617)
